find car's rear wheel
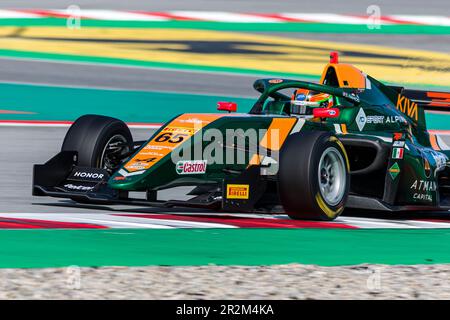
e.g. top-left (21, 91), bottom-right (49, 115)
top-left (278, 131), bottom-right (350, 220)
top-left (62, 114), bottom-right (133, 173)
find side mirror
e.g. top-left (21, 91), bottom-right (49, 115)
top-left (217, 101), bottom-right (237, 113)
top-left (313, 108), bottom-right (340, 118)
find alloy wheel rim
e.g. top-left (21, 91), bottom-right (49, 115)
top-left (317, 146), bottom-right (346, 207)
top-left (100, 134), bottom-right (129, 172)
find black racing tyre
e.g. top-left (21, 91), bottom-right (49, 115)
top-left (62, 114), bottom-right (133, 172)
top-left (278, 131), bottom-right (350, 221)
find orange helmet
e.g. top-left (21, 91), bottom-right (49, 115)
top-left (291, 89), bottom-right (334, 115)
top-left (292, 89), bottom-right (333, 106)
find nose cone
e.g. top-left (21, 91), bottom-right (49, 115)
top-left (108, 168), bottom-right (145, 189)
top-left (108, 113), bottom-right (226, 190)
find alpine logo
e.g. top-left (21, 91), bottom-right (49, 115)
top-left (176, 160), bottom-right (207, 175)
top-left (356, 108), bottom-right (367, 131)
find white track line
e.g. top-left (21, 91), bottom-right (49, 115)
top-left (0, 213), bottom-right (236, 229)
top-left (1, 212), bottom-right (450, 229)
top-left (49, 9), bottom-right (169, 21)
top-left (338, 216), bottom-right (450, 229)
top-left (242, 214), bottom-right (450, 229)
top-left (0, 10), bottom-right (446, 26)
top-left (0, 121), bottom-right (161, 129)
top-left (0, 9), bottom-right (42, 19)
top-left (388, 15), bottom-right (450, 26)
top-left (281, 13), bottom-right (373, 25)
top-left (0, 213), bottom-right (174, 229)
top-left (170, 11), bottom-right (284, 23)
top-left (0, 122), bottom-right (72, 128)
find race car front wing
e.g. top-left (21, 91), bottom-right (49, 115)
top-left (33, 151), bottom-right (222, 209)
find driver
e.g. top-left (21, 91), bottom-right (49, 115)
top-left (290, 88), bottom-right (334, 115)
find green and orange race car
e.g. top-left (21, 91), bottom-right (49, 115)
top-left (33, 53), bottom-right (450, 220)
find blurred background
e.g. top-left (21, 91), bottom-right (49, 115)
top-left (0, 0), bottom-right (448, 212)
top-left (0, 0), bottom-right (448, 124)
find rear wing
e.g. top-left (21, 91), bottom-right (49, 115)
top-left (404, 90), bottom-right (450, 112)
top-left (381, 84), bottom-right (449, 147)
top-left (384, 86), bottom-right (450, 149)
top-left (403, 89), bottom-right (450, 152)
top-left (389, 87), bottom-right (450, 112)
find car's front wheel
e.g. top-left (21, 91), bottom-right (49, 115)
top-left (278, 131), bottom-right (350, 220)
top-left (61, 114), bottom-right (133, 173)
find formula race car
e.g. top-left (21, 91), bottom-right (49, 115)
top-left (33, 52), bottom-right (450, 220)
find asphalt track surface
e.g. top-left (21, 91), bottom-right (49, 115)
top-left (0, 0), bottom-right (448, 15)
top-left (0, 58), bottom-right (258, 97)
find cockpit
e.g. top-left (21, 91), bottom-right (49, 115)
top-left (249, 52), bottom-right (392, 116)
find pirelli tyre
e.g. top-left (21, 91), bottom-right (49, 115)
top-left (62, 114), bottom-right (133, 172)
top-left (278, 131), bottom-right (350, 221)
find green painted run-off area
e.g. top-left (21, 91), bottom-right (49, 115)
top-left (0, 82), bottom-right (449, 129)
top-left (1, 228), bottom-right (450, 268)
top-left (0, 83), bottom-right (254, 123)
top-left (0, 18), bottom-right (449, 35)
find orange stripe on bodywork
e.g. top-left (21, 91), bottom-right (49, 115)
top-left (428, 92), bottom-right (450, 99)
top-left (427, 92), bottom-right (450, 107)
top-left (340, 123), bottom-right (348, 134)
top-left (248, 154), bottom-right (263, 166)
top-left (429, 134), bottom-right (441, 151)
top-left (259, 118), bottom-right (297, 151)
top-left (124, 114), bottom-right (222, 172)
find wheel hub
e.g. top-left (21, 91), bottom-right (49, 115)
top-left (100, 134), bottom-right (129, 173)
top-left (318, 147), bottom-right (346, 207)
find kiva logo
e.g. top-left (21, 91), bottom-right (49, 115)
top-left (176, 160), bottom-right (207, 175)
top-left (396, 94), bottom-right (418, 121)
